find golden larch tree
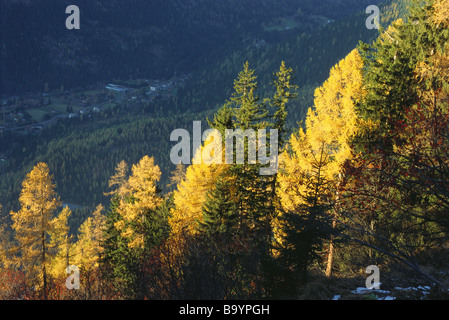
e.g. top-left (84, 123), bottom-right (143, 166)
top-left (0, 206), bottom-right (15, 270)
top-left (278, 49), bottom-right (364, 210)
top-left (73, 204), bottom-right (106, 272)
top-left (277, 49), bottom-right (365, 277)
top-left (48, 206), bottom-right (72, 280)
top-left (105, 160), bottom-right (129, 198)
top-left (169, 131), bottom-right (228, 237)
top-left (9, 162), bottom-right (61, 297)
top-left (430, 0), bottom-right (449, 27)
top-left (114, 156), bottom-right (163, 250)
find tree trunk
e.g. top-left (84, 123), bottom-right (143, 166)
top-left (66, 237), bottom-right (70, 267)
top-left (41, 206), bottom-right (47, 300)
top-left (42, 230), bottom-right (47, 299)
top-left (326, 217), bottom-right (337, 278)
top-left (326, 173), bottom-right (341, 278)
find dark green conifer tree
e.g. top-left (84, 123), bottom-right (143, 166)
top-left (198, 175), bottom-right (238, 238)
top-left (231, 61), bottom-right (268, 131)
top-left (270, 61), bottom-right (299, 149)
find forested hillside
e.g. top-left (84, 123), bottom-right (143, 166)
top-left (0, 0), bottom-right (407, 221)
top-left (2, 0), bottom-right (449, 302)
top-left (1, 0), bottom-right (382, 95)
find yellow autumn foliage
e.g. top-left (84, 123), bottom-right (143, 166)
top-left (169, 130), bottom-right (228, 237)
top-left (114, 156), bottom-right (163, 250)
top-left (73, 204), bottom-right (106, 272)
top-left (48, 206), bottom-right (72, 280)
top-left (9, 162), bottom-right (61, 287)
top-left (278, 48), bottom-right (365, 211)
top-left (430, 0), bottom-right (449, 27)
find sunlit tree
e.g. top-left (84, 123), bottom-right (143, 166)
top-left (277, 49), bottom-right (365, 277)
top-left (10, 163), bottom-right (61, 298)
top-left (48, 206), bottom-right (72, 280)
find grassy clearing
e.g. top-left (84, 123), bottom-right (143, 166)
top-left (26, 108), bottom-right (50, 122)
top-left (49, 101), bottom-right (67, 113)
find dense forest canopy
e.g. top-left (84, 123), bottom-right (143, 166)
top-left (0, 0), bottom-right (405, 219)
top-left (2, 0), bottom-right (449, 302)
top-left (1, 0), bottom-right (383, 94)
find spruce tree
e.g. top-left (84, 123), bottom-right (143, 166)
top-left (231, 61), bottom-right (268, 131)
top-left (229, 62), bottom-right (271, 242)
top-left (357, 0), bottom-right (449, 149)
top-left (207, 102), bottom-right (235, 138)
top-left (198, 175), bottom-right (238, 238)
top-left (270, 61), bottom-right (298, 149)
